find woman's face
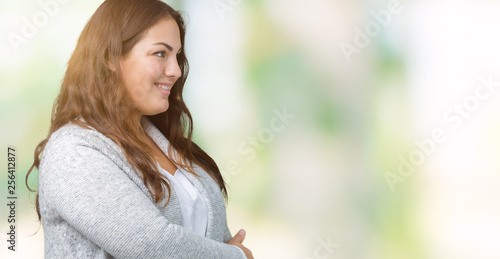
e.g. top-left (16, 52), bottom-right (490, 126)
top-left (120, 18), bottom-right (182, 116)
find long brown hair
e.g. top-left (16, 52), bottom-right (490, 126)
top-left (26, 0), bottom-right (227, 219)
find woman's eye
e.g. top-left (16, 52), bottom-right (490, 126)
top-left (154, 51), bottom-right (166, 58)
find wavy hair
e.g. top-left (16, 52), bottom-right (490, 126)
top-left (26, 0), bottom-right (226, 219)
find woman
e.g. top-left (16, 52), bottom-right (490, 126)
top-left (25, 0), bottom-right (253, 258)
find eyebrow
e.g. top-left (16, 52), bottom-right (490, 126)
top-left (153, 42), bottom-right (181, 53)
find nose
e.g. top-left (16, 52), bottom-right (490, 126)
top-left (164, 59), bottom-right (182, 79)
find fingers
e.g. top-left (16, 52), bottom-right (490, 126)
top-left (226, 229), bottom-right (253, 258)
top-left (230, 229), bottom-right (246, 244)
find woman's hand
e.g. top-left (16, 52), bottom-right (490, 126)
top-left (226, 229), bottom-right (254, 259)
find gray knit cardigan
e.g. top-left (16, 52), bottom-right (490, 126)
top-left (38, 118), bottom-right (246, 258)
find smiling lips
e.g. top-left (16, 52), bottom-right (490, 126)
top-left (155, 83), bottom-right (172, 94)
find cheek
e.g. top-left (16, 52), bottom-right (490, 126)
top-left (123, 59), bottom-right (163, 100)
top-left (131, 65), bottom-right (160, 97)
top-left (146, 63), bottom-right (163, 80)
top-left (137, 64), bottom-right (163, 86)
top-left (133, 88), bottom-right (145, 99)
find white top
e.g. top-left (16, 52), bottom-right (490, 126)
top-left (158, 165), bottom-right (208, 237)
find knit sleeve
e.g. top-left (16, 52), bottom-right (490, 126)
top-left (39, 130), bottom-right (246, 259)
top-left (223, 224), bottom-right (247, 257)
top-left (224, 223), bottom-right (234, 243)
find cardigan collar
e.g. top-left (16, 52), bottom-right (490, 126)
top-left (141, 117), bottom-right (216, 238)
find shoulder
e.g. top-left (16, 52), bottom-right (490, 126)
top-left (38, 122), bottom-right (147, 199)
top-left (45, 123), bottom-right (113, 150)
top-left (40, 123), bottom-right (128, 175)
top-left (43, 123), bottom-right (121, 159)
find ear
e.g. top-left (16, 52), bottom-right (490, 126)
top-left (107, 60), bottom-right (116, 71)
top-left (105, 51), bottom-right (117, 72)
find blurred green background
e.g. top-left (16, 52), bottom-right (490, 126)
top-left (2, 0), bottom-right (500, 258)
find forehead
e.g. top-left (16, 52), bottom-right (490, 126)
top-left (139, 18), bottom-right (181, 49)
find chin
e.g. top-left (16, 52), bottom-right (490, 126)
top-left (154, 105), bottom-right (170, 115)
top-left (140, 107), bottom-right (169, 116)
